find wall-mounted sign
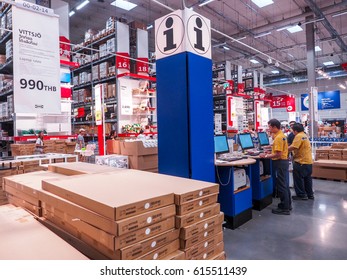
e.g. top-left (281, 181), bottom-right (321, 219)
top-left (301, 90), bottom-right (340, 111)
top-left (155, 8), bottom-right (211, 60)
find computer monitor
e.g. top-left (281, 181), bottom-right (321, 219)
top-left (258, 132), bottom-right (270, 146)
top-left (214, 135), bottom-right (229, 154)
top-left (238, 133), bottom-right (254, 151)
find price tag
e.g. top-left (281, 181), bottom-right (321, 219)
top-left (16, 0), bottom-right (55, 15)
top-left (136, 58), bottom-right (149, 74)
top-left (116, 53), bottom-right (130, 70)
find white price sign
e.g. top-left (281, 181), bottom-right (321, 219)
top-left (95, 84), bottom-right (102, 126)
top-left (16, 0), bottom-right (55, 16)
top-left (12, 4), bottom-right (61, 114)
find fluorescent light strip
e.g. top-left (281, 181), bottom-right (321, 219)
top-left (254, 31), bottom-right (271, 38)
top-left (76, 0), bottom-right (89, 10)
top-left (250, 59), bottom-right (260, 64)
top-left (332, 10), bottom-right (347, 18)
top-left (272, 70), bottom-right (279, 74)
top-left (199, 0), bottom-right (215, 7)
top-left (147, 24), bottom-right (153, 30)
top-left (69, 10), bottom-right (75, 17)
top-left (111, 0), bottom-right (138, 11)
top-left (287, 25), bottom-right (303, 33)
top-left (277, 25), bottom-right (292, 32)
top-left (223, 46), bottom-right (230, 50)
top-left (323, 61), bottom-right (334, 66)
top-left (251, 0), bottom-right (274, 8)
top-left (315, 46), bottom-right (321, 52)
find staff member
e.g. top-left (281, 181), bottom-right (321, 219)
top-left (288, 123), bottom-right (314, 200)
top-left (260, 119), bottom-right (291, 215)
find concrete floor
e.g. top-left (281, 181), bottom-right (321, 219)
top-left (223, 179), bottom-right (347, 260)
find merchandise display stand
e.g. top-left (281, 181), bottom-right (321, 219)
top-left (215, 158), bottom-right (255, 229)
top-left (249, 157), bottom-right (273, 210)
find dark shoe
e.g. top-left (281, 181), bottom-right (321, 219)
top-left (278, 203), bottom-right (293, 211)
top-left (272, 208), bottom-right (290, 215)
top-left (308, 196), bottom-right (315, 200)
top-left (292, 195), bottom-right (308, 200)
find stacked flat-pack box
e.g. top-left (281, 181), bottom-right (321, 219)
top-left (40, 170), bottom-right (179, 259)
top-left (99, 62), bottom-right (109, 78)
top-left (128, 170), bottom-right (226, 260)
top-left (10, 143), bottom-right (36, 156)
top-left (3, 171), bottom-right (69, 217)
top-left (99, 43), bottom-right (107, 58)
top-left (6, 39), bottom-right (12, 60)
top-left (0, 204), bottom-right (89, 260)
top-left (107, 38), bottom-right (116, 54)
top-left (0, 14), bottom-right (6, 37)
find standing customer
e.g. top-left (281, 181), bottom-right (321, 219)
top-left (260, 119), bottom-right (291, 215)
top-left (34, 131), bottom-right (44, 154)
top-left (76, 128), bottom-right (86, 150)
top-left (288, 123), bottom-right (314, 200)
top-left (287, 121), bottom-right (296, 146)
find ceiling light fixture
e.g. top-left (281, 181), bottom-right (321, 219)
top-left (198, 0), bottom-right (215, 7)
top-left (276, 25), bottom-right (292, 32)
top-left (323, 61), bottom-right (334, 66)
top-left (287, 25), bottom-right (303, 33)
top-left (69, 10), bottom-right (75, 17)
top-left (111, 0), bottom-right (138, 11)
top-left (223, 45), bottom-right (230, 50)
top-left (332, 10), bottom-right (347, 18)
top-left (250, 59), bottom-right (260, 64)
top-left (272, 70), bottom-right (279, 74)
top-left (338, 83), bottom-right (346, 89)
top-left (315, 46), bottom-right (322, 52)
top-left (254, 31), bottom-right (271, 38)
top-left (251, 0), bottom-right (274, 8)
top-left (76, 0), bottom-right (90, 10)
top-left (147, 24), bottom-right (153, 30)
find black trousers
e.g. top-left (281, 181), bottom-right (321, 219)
top-left (272, 160), bottom-right (291, 209)
top-left (293, 162), bottom-right (313, 198)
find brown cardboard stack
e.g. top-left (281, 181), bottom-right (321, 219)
top-left (119, 140), bottom-right (158, 172)
top-left (329, 149), bottom-right (343, 160)
top-left (0, 204), bottom-right (89, 260)
top-left (315, 147), bottom-right (330, 160)
top-left (10, 143), bottom-right (35, 156)
top-left (21, 160), bottom-right (44, 173)
top-left (2, 171), bottom-right (69, 216)
top-left (47, 162), bottom-right (122, 176)
top-left (136, 171), bottom-right (226, 260)
top-left (40, 171), bottom-right (179, 260)
top-left (106, 139), bottom-right (121, 154)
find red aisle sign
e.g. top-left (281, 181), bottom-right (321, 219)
top-left (237, 83), bottom-right (245, 94)
top-left (61, 87), bottom-right (71, 99)
top-left (116, 53), bottom-right (130, 70)
top-left (136, 58), bottom-right (149, 74)
top-left (271, 95), bottom-right (287, 108)
top-left (227, 96), bottom-right (233, 127)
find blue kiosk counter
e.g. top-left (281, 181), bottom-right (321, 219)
top-left (215, 158), bottom-right (256, 229)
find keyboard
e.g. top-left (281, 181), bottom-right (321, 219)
top-left (217, 153), bottom-right (244, 162)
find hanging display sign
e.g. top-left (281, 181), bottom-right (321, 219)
top-left (301, 90), bottom-right (340, 111)
top-left (94, 84), bottom-right (102, 126)
top-left (271, 95), bottom-right (287, 108)
top-left (286, 96), bottom-right (296, 112)
top-left (237, 83), bottom-right (245, 94)
top-left (12, 2), bottom-right (61, 114)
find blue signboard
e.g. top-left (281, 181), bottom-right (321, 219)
top-left (301, 90), bottom-right (340, 111)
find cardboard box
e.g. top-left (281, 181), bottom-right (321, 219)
top-left (42, 171), bottom-right (174, 221)
top-left (137, 239), bottom-right (180, 260)
top-left (312, 165), bottom-right (346, 180)
top-left (329, 154), bottom-right (342, 160)
top-left (316, 154), bottom-right (329, 160)
top-left (119, 229), bottom-right (179, 260)
top-left (115, 217), bottom-right (175, 249)
top-left (185, 231), bottom-right (223, 259)
top-left (120, 140), bottom-right (158, 156)
top-left (3, 184), bottom-right (40, 206)
top-left (161, 250), bottom-right (185, 260)
top-left (175, 203), bottom-right (220, 228)
top-left (48, 162), bottom-right (122, 176)
top-left (0, 204), bottom-right (89, 260)
top-left (180, 225), bottom-right (223, 249)
top-left (176, 194), bottom-right (218, 216)
top-left (106, 140), bottom-right (121, 154)
top-left (117, 204), bottom-right (175, 236)
top-left (128, 154), bottom-right (158, 170)
top-left (7, 193), bottom-right (42, 216)
top-left (180, 213), bottom-right (224, 240)
top-left (190, 241), bottom-right (224, 260)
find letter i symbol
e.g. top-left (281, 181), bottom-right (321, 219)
top-left (163, 17), bottom-right (176, 51)
top-left (194, 18), bottom-right (205, 51)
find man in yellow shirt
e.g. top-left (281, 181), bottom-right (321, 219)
top-left (288, 123), bottom-right (314, 200)
top-left (260, 119), bottom-right (291, 215)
